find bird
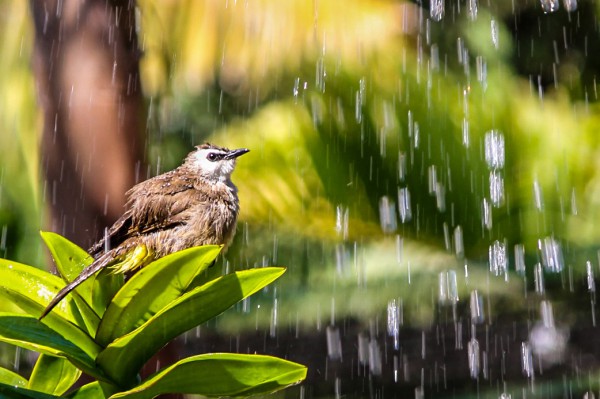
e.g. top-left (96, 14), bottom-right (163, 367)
top-left (39, 143), bottom-right (249, 320)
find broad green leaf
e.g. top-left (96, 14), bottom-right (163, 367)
top-left (97, 267), bottom-right (286, 387)
top-left (96, 245), bottom-right (221, 346)
top-left (0, 366), bottom-right (27, 387)
top-left (40, 231), bottom-right (120, 320)
top-left (40, 231), bottom-right (92, 285)
top-left (68, 381), bottom-right (119, 399)
top-left (0, 313), bottom-right (104, 382)
top-left (28, 354), bottom-right (81, 396)
top-left (0, 383), bottom-right (61, 399)
top-left (0, 258), bottom-right (99, 336)
top-left (110, 353), bottom-right (306, 399)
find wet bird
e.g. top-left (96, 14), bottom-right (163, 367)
top-left (40, 143), bottom-right (249, 319)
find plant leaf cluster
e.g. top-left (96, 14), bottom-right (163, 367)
top-left (0, 232), bottom-right (305, 398)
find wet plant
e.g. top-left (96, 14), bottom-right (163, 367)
top-left (0, 232), bottom-right (306, 398)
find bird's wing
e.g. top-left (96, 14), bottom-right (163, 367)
top-left (89, 171), bottom-right (206, 257)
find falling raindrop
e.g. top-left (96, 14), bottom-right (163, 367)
top-left (379, 196), bottom-right (397, 233)
top-left (454, 225), bottom-right (464, 258)
top-left (538, 236), bottom-right (564, 272)
top-left (439, 272), bottom-right (448, 303)
top-left (462, 119), bottom-right (470, 148)
top-left (533, 178), bottom-right (544, 211)
top-left (476, 56), bottom-right (487, 90)
top-left (484, 130), bottom-right (505, 169)
top-left (534, 263), bottom-right (545, 294)
top-left (369, 339), bottom-right (382, 376)
top-left (586, 261), bottom-right (595, 292)
top-left (448, 270), bottom-right (459, 302)
top-left (540, 300), bottom-right (555, 328)
top-left (335, 205), bottom-right (349, 240)
top-left (521, 342), bottom-right (534, 378)
top-left (270, 297), bottom-right (278, 338)
top-left (491, 19), bottom-right (499, 49)
top-left (571, 188), bottom-right (578, 215)
top-left (489, 240), bottom-right (508, 278)
top-left (398, 152), bottom-right (407, 182)
top-left (428, 165), bottom-right (438, 195)
top-left (514, 244), bottom-right (526, 275)
top-left (540, 0), bottom-right (560, 13)
top-left (388, 299), bottom-right (401, 350)
top-left (468, 338), bottom-right (480, 378)
top-left (430, 44), bottom-right (439, 71)
top-left (0, 225), bottom-right (6, 252)
top-left (467, 0), bottom-right (478, 20)
top-left (470, 290), bottom-right (485, 324)
top-left (435, 182), bottom-right (446, 212)
top-left (489, 171), bottom-right (505, 207)
top-left (358, 333), bottom-right (369, 365)
top-left (430, 0), bottom-right (444, 21)
top-left (326, 325), bottom-right (342, 360)
top-left (482, 198), bottom-right (493, 230)
top-left (563, 0), bottom-right (577, 11)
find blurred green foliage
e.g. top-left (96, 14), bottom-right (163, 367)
top-left (0, 1), bottom-right (42, 267)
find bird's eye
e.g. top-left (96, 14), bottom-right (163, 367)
top-left (207, 153), bottom-right (218, 162)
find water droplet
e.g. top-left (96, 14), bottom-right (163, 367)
top-left (398, 152), bottom-right (407, 182)
top-left (470, 290), bottom-right (485, 324)
top-left (534, 263), bottom-right (545, 294)
top-left (387, 299), bottom-right (402, 350)
top-left (563, 0), bottom-right (577, 11)
top-left (467, 0), bottom-right (478, 20)
top-left (476, 56), bottom-right (487, 90)
top-left (326, 325), bottom-right (342, 360)
top-left (428, 165), bottom-right (438, 195)
top-left (358, 333), bottom-right (369, 365)
top-left (491, 19), bottom-right (499, 49)
top-left (454, 225), bottom-right (464, 258)
top-left (398, 187), bottom-right (412, 223)
top-left (484, 130), bottom-right (505, 169)
top-left (489, 171), bottom-right (505, 207)
top-left (521, 342), bottom-right (534, 378)
top-left (540, 300), bottom-right (555, 328)
top-left (335, 205), bottom-right (349, 240)
top-left (482, 198), bottom-right (493, 230)
top-left (430, 0), bottom-right (444, 21)
top-left (586, 261), bottom-right (595, 292)
top-left (379, 196), bottom-right (397, 233)
top-left (538, 236), bottom-right (564, 272)
top-left (533, 178), bottom-right (544, 211)
top-left (468, 338), bottom-right (480, 378)
top-left (369, 339), bottom-right (382, 375)
top-left (462, 119), bottom-right (470, 148)
top-left (489, 240), bottom-right (508, 278)
top-left (540, 0), bottom-right (560, 13)
top-left (514, 244), bottom-right (526, 275)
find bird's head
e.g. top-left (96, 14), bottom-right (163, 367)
top-left (186, 143), bottom-right (249, 182)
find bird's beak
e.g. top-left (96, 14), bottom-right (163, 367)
top-left (224, 148), bottom-right (250, 159)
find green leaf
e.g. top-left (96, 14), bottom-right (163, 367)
top-left (67, 382), bottom-right (118, 399)
top-left (96, 245), bottom-right (221, 346)
top-left (28, 354), bottom-right (81, 396)
top-left (0, 258), bottom-right (99, 337)
top-left (0, 383), bottom-right (62, 399)
top-left (0, 313), bottom-right (104, 382)
top-left (0, 366), bottom-right (27, 387)
top-left (40, 231), bottom-right (92, 285)
top-left (110, 354), bottom-right (306, 399)
top-left (40, 231), bottom-right (119, 320)
top-left (97, 267), bottom-right (286, 387)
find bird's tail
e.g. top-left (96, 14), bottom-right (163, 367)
top-left (38, 251), bottom-right (115, 320)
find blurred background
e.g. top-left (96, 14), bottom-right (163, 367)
top-left (2, 0), bottom-right (600, 397)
